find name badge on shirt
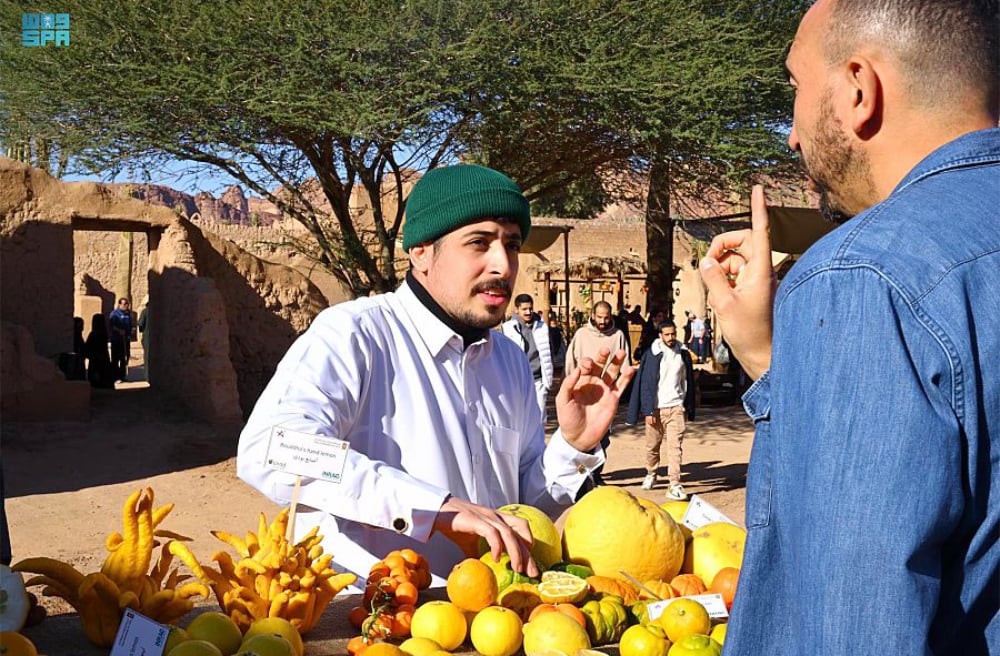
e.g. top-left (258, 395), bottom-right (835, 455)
top-left (264, 427), bottom-right (349, 483)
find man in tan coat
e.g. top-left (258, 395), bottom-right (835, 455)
top-left (565, 301), bottom-right (631, 484)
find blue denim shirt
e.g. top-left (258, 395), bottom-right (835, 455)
top-left (725, 128), bottom-right (1000, 655)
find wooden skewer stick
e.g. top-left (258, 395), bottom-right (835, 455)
top-left (619, 569), bottom-right (665, 601)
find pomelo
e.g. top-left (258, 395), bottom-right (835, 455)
top-left (562, 487), bottom-right (685, 582)
top-left (681, 522), bottom-right (745, 585)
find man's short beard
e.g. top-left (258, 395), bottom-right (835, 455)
top-left (805, 91), bottom-right (875, 225)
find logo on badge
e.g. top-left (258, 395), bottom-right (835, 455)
top-left (22, 13), bottom-right (70, 47)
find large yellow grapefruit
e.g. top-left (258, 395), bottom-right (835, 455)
top-left (681, 522), bottom-right (746, 585)
top-left (561, 487), bottom-right (684, 582)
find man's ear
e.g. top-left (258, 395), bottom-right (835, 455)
top-left (845, 56), bottom-right (881, 137)
top-left (409, 243), bottom-right (431, 274)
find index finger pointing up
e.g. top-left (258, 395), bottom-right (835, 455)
top-left (749, 185), bottom-right (773, 275)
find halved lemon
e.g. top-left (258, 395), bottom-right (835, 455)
top-left (537, 572), bottom-right (588, 604)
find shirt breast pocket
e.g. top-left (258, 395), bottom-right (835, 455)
top-left (745, 419), bottom-right (774, 529)
top-left (484, 425), bottom-right (520, 504)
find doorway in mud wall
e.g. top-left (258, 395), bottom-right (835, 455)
top-left (72, 220), bottom-right (162, 390)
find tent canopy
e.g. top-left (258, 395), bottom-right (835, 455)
top-left (679, 206), bottom-right (835, 255)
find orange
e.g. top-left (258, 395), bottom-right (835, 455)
top-left (363, 645), bottom-right (405, 656)
top-left (409, 601), bottom-right (467, 651)
top-left (469, 606), bottom-right (523, 656)
top-left (619, 623), bottom-right (670, 656)
top-left (528, 603), bottom-right (587, 630)
top-left (708, 568), bottom-right (739, 611)
top-left (0, 632), bottom-right (38, 656)
top-left (495, 582), bottom-right (542, 622)
top-left (446, 558), bottom-right (498, 612)
top-left (669, 574), bottom-right (707, 598)
top-left (655, 599), bottom-right (711, 644)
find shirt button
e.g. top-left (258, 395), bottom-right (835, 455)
top-left (392, 517), bottom-right (409, 533)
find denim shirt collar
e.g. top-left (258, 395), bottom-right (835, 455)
top-left (892, 127), bottom-right (1000, 197)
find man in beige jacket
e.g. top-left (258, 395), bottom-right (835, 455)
top-left (566, 301), bottom-right (631, 484)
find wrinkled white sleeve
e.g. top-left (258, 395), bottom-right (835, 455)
top-left (236, 310), bottom-right (449, 543)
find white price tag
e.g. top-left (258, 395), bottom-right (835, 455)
top-left (265, 427), bottom-right (350, 483)
top-left (646, 593), bottom-right (730, 622)
top-left (109, 608), bottom-right (169, 656)
top-left (681, 494), bottom-right (741, 530)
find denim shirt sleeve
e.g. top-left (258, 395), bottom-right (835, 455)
top-left (728, 265), bottom-right (966, 654)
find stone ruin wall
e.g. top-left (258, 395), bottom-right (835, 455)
top-left (0, 158), bottom-right (327, 423)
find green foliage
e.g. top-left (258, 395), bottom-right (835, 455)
top-left (1, 0), bottom-right (806, 299)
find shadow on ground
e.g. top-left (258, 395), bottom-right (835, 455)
top-left (2, 383), bottom-right (240, 498)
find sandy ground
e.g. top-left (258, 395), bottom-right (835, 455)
top-left (3, 359), bottom-right (753, 654)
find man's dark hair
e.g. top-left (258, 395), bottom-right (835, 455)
top-left (593, 301), bottom-right (613, 314)
top-left (826, 0), bottom-right (999, 112)
top-left (658, 320), bottom-right (677, 331)
top-left (514, 293), bottom-right (533, 306)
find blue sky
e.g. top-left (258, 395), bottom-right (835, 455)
top-left (62, 158), bottom-right (246, 197)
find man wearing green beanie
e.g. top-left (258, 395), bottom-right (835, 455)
top-left (239, 164), bottom-right (635, 588)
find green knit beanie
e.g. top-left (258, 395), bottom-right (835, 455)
top-left (402, 164), bottom-right (531, 251)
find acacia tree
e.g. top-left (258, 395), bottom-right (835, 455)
top-left (2, 0), bottom-right (802, 301)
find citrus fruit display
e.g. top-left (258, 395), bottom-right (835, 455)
top-left (619, 623), bottom-right (671, 656)
top-left (585, 575), bottom-right (640, 603)
top-left (681, 522), bottom-right (746, 585)
top-left (562, 487), bottom-right (685, 582)
top-left (522, 610), bottom-right (591, 654)
top-left (666, 634), bottom-right (722, 656)
top-left (655, 599), bottom-right (711, 644)
top-left (496, 582), bottom-right (543, 622)
top-left (469, 605), bottom-right (523, 656)
top-left (446, 558), bottom-right (498, 612)
top-left (186, 611), bottom-right (243, 656)
top-left (579, 595), bottom-right (629, 645)
top-left (241, 618), bottom-right (304, 656)
top-left (363, 645), bottom-right (406, 656)
top-left (537, 571), bottom-right (588, 604)
top-left (409, 600), bottom-right (467, 651)
top-left (481, 504), bottom-right (562, 570)
top-left (164, 627), bottom-right (191, 655)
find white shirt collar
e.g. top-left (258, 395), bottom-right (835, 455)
top-left (396, 281), bottom-right (490, 357)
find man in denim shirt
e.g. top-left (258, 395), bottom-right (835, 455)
top-left (701, 0), bottom-right (998, 653)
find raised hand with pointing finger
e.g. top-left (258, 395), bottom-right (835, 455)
top-left (698, 185), bottom-right (776, 380)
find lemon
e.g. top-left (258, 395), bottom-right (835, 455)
top-left (186, 612), bottom-right (242, 656)
top-left (470, 606), bottom-right (523, 656)
top-left (164, 627), bottom-right (191, 655)
top-left (496, 582), bottom-right (543, 622)
top-left (523, 612), bottom-right (591, 654)
top-left (399, 637), bottom-right (443, 655)
top-left (241, 617), bottom-right (304, 656)
top-left (619, 624), bottom-right (670, 656)
top-left (655, 599), bottom-right (711, 644)
top-left (409, 600), bottom-right (468, 651)
top-left (168, 640), bottom-right (224, 656)
top-left (537, 572), bottom-right (588, 604)
top-left (709, 623), bottom-right (727, 646)
top-left (235, 634), bottom-right (295, 656)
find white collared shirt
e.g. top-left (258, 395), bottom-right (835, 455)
top-left (237, 282), bottom-right (602, 586)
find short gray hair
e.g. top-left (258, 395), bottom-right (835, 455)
top-left (825, 0), bottom-right (999, 111)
